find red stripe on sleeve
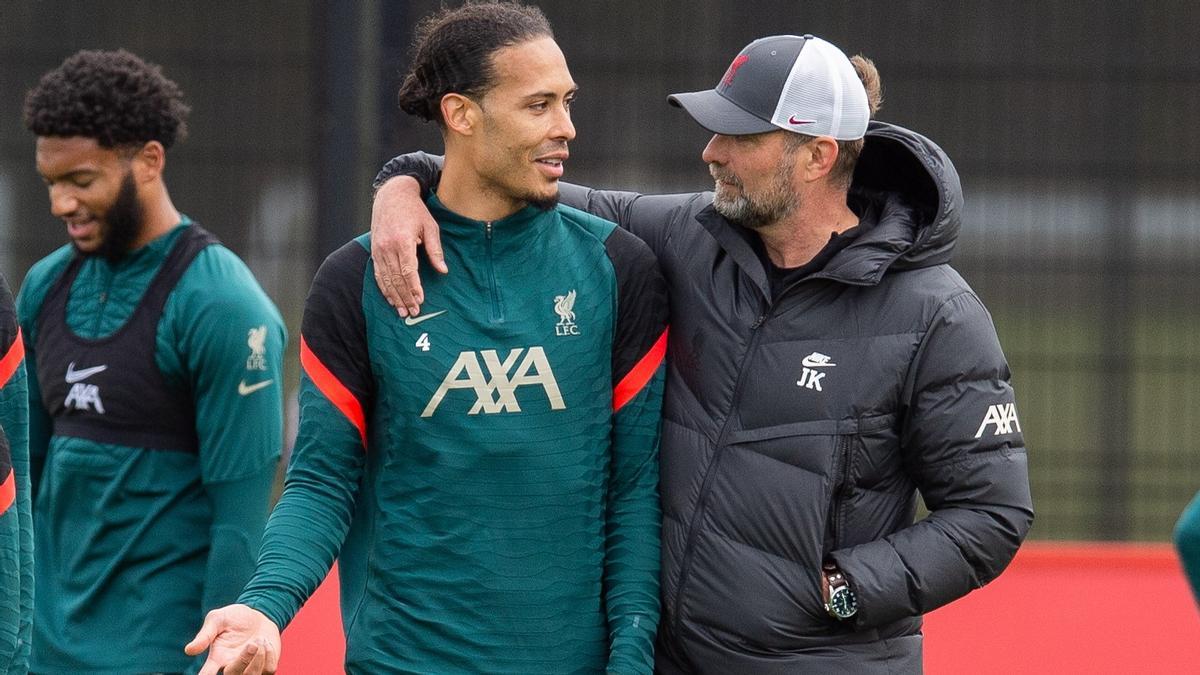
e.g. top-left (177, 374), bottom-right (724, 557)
top-left (300, 336), bottom-right (367, 450)
top-left (0, 328), bottom-right (25, 389)
top-left (613, 328), bottom-right (668, 412)
top-left (0, 470), bottom-right (13, 515)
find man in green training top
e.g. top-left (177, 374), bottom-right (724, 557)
top-left (19, 49), bottom-right (285, 673)
top-left (1, 271), bottom-right (32, 674)
top-left (188, 3), bottom-right (667, 674)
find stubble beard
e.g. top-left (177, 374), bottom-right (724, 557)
top-left (525, 192), bottom-right (560, 211)
top-left (710, 153), bottom-right (799, 231)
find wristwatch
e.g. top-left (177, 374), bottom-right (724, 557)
top-left (822, 561), bottom-right (858, 620)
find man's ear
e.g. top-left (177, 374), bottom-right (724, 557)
top-left (131, 141), bottom-right (165, 183)
top-left (803, 136), bottom-right (840, 182)
top-left (441, 93), bottom-right (478, 136)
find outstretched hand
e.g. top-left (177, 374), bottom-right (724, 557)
top-left (185, 603), bottom-right (282, 675)
top-left (371, 175), bottom-right (448, 317)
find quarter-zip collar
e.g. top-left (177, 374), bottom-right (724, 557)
top-left (426, 193), bottom-right (552, 254)
top-left (68, 216), bottom-right (192, 340)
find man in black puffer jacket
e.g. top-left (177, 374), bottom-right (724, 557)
top-left (370, 34), bottom-right (1033, 675)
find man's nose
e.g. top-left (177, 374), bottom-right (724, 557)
top-left (551, 105), bottom-right (576, 142)
top-left (701, 134), bottom-right (728, 165)
top-left (49, 185), bottom-right (78, 217)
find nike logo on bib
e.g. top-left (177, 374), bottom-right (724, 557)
top-left (65, 362), bottom-right (108, 383)
top-left (238, 379), bottom-right (274, 396)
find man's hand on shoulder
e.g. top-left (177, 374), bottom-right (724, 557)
top-left (186, 603), bottom-right (281, 675)
top-left (371, 175), bottom-right (448, 317)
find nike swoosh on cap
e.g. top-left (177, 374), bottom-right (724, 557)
top-left (65, 362), bottom-right (108, 383)
top-left (238, 379), bottom-right (274, 396)
top-left (788, 115), bottom-right (815, 126)
top-left (404, 309), bottom-right (448, 326)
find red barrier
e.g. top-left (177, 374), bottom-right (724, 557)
top-left (278, 564), bottom-right (344, 673)
top-left (924, 541), bottom-right (1200, 674)
top-left (280, 543), bottom-right (1200, 673)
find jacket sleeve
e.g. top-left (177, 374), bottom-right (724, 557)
top-left (238, 241), bottom-right (373, 629)
top-left (372, 153), bottom-right (697, 258)
top-left (829, 290), bottom-right (1033, 628)
top-left (0, 273), bottom-right (31, 675)
top-left (1175, 491), bottom-right (1200, 606)
top-left (604, 229), bottom-right (669, 673)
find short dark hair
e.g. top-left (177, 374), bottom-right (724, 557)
top-left (396, 1), bottom-right (554, 126)
top-left (23, 48), bottom-right (190, 149)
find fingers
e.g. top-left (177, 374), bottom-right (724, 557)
top-left (185, 612), bottom-right (220, 656)
top-left (368, 174), bottom-right (447, 316)
top-left (423, 219), bottom-right (448, 275)
top-left (396, 247), bottom-right (425, 317)
top-left (225, 639), bottom-right (275, 675)
top-left (373, 252), bottom-right (420, 317)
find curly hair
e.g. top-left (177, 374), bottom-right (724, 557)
top-left (396, 1), bottom-right (553, 126)
top-left (23, 48), bottom-right (190, 149)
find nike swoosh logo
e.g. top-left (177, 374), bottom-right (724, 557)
top-left (238, 379), bottom-right (274, 396)
top-left (404, 310), bottom-right (447, 326)
top-left (788, 116), bottom-right (815, 126)
top-left (65, 362), bottom-right (108, 383)
top-left (801, 356), bottom-right (836, 368)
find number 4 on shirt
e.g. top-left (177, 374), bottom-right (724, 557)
top-left (416, 333), bottom-right (431, 352)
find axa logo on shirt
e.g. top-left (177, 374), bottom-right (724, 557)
top-left (64, 361), bottom-right (106, 413)
top-left (422, 346), bottom-right (565, 417)
top-left (974, 402), bottom-right (1021, 439)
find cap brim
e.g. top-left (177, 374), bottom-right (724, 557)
top-left (667, 89), bottom-right (779, 135)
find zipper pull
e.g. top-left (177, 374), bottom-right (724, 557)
top-left (751, 314), bottom-right (767, 329)
top-left (485, 221), bottom-right (493, 239)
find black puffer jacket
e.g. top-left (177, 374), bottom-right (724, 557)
top-left (377, 121), bottom-right (1034, 674)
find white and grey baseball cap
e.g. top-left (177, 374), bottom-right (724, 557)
top-left (668, 34), bottom-right (869, 140)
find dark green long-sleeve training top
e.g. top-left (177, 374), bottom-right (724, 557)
top-left (1176, 492), bottom-right (1200, 605)
top-left (1, 271), bottom-right (32, 675)
top-left (239, 197), bottom-right (668, 673)
top-left (18, 219), bottom-right (285, 674)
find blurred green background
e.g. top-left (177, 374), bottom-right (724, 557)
top-left (2, 1), bottom-right (1197, 541)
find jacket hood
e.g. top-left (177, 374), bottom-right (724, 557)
top-left (843, 121), bottom-right (964, 274)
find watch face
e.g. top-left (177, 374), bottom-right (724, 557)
top-left (830, 587), bottom-right (858, 619)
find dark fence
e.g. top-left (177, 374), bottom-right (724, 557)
top-left (2, 1), bottom-right (1197, 541)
